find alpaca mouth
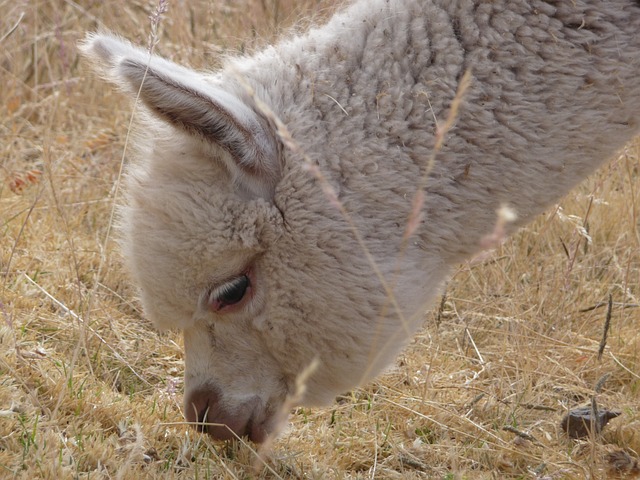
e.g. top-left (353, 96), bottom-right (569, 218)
top-left (186, 389), bottom-right (274, 443)
top-left (195, 409), bottom-right (270, 443)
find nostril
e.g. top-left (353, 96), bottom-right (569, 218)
top-left (194, 406), bottom-right (210, 433)
top-left (184, 386), bottom-right (219, 433)
top-left (196, 408), bottom-right (208, 429)
top-left (183, 385), bottom-right (269, 442)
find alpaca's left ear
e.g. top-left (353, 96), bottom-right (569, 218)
top-left (80, 33), bottom-right (281, 199)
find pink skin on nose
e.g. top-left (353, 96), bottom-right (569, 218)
top-left (184, 385), bottom-right (270, 443)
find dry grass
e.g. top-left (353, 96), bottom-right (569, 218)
top-left (1, 0), bottom-right (639, 478)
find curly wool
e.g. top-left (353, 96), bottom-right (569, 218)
top-left (82, 0), bottom-right (640, 442)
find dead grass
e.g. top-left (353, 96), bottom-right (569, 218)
top-left (1, 0), bottom-right (639, 478)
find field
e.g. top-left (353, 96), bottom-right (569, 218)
top-left (1, 0), bottom-right (639, 478)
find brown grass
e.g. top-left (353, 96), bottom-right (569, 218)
top-left (1, 0), bottom-right (639, 478)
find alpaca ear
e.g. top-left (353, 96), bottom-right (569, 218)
top-left (80, 33), bottom-right (281, 199)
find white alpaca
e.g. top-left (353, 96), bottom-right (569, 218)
top-left (81, 0), bottom-right (640, 442)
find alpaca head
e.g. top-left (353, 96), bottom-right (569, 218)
top-left (81, 34), bottom-right (428, 442)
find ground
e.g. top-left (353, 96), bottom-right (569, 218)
top-left (1, 0), bottom-right (639, 478)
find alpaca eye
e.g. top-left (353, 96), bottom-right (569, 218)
top-left (208, 274), bottom-right (250, 312)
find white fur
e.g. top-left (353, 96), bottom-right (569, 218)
top-left (81, 0), bottom-right (640, 441)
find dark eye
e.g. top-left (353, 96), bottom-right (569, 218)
top-left (208, 274), bottom-right (250, 312)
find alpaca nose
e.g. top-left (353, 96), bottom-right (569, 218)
top-left (184, 385), bottom-right (268, 443)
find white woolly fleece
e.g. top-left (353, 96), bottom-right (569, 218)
top-left (82, 0), bottom-right (640, 441)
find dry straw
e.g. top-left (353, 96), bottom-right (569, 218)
top-left (1, 0), bottom-right (639, 478)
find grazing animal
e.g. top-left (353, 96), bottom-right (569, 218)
top-left (81, 0), bottom-right (640, 443)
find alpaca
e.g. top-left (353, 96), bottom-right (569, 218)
top-left (81, 0), bottom-right (640, 443)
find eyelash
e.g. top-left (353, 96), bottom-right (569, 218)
top-left (207, 272), bottom-right (251, 312)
